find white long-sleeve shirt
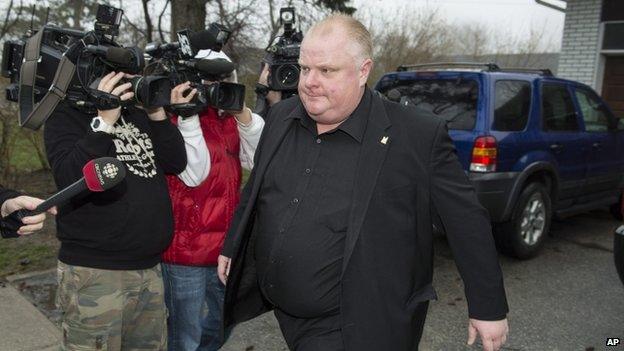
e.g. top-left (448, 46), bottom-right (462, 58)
top-left (177, 110), bottom-right (265, 187)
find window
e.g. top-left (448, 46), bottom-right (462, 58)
top-left (541, 84), bottom-right (579, 132)
top-left (602, 23), bottom-right (624, 50)
top-left (380, 78), bottom-right (478, 130)
top-left (493, 80), bottom-right (531, 131)
top-left (575, 89), bottom-right (611, 132)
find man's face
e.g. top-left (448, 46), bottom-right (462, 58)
top-left (298, 28), bottom-right (371, 126)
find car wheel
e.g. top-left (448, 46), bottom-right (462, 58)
top-left (496, 182), bottom-right (552, 259)
top-left (615, 225), bottom-right (624, 286)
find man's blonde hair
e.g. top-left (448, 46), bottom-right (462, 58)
top-left (306, 14), bottom-right (372, 62)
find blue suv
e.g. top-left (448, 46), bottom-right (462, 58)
top-left (374, 63), bottom-right (624, 259)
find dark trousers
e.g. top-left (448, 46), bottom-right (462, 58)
top-left (274, 309), bottom-right (345, 351)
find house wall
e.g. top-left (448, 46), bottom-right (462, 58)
top-left (557, 0), bottom-right (602, 87)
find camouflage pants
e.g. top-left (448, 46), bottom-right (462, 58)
top-left (56, 261), bottom-right (167, 351)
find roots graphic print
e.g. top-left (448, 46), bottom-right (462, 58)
top-left (112, 118), bottom-right (157, 178)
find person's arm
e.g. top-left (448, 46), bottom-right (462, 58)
top-left (218, 102), bottom-right (275, 284)
top-left (234, 109), bottom-right (265, 170)
top-left (146, 107), bottom-right (187, 175)
top-left (176, 114), bottom-right (211, 186)
top-left (1, 195), bottom-right (56, 235)
top-left (429, 120), bottom-right (508, 349)
top-left (45, 104), bottom-right (117, 188)
top-left (45, 72), bottom-right (134, 188)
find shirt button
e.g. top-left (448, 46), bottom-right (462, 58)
top-left (316, 138), bottom-right (322, 144)
top-left (292, 198), bottom-right (299, 204)
top-left (305, 168), bottom-right (311, 174)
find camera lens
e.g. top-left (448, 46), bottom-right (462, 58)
top-left (275, 64), bottom-right (299, 90)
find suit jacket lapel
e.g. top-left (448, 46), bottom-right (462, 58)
top-left (342, 94), bottom-right (392, 276)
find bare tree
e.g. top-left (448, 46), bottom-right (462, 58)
top-left (366, 8), bottom-right (455, 84)
top-left (170, 0), bottom-right (208, 41)
top-left (157, 0), bottom-right (170, 42)
top-left (141, 0), bottom-right (154, 43)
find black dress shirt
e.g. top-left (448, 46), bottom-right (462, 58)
top-left (254, 89), bottom-right (371, 318)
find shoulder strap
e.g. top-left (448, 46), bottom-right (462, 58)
top-left (18, 29), bottom-right (80, 130)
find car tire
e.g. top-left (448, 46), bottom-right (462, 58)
top-left (615, 226), bottom-right (624, 286)
top-left (495, 182), bottom-right (552, 259)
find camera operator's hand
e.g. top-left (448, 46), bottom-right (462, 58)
top-left (229, 103), bottom-right (252, 126)
top-left (171, 81), bottom-right (198, 105)
top-left (259, 63), bottom-right (282, 106)
top-left (1, 196), bottom-right (57, 235)
top-left (97, 71), bottom-right (134, 125)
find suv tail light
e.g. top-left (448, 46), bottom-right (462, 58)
top-left (470, 136), bottom-right (497, 172)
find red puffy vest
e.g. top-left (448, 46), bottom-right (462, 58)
top-left (162, 108), bottom-right (242, 265)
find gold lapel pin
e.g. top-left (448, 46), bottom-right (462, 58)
top-left (380, 136), bottom-right (389, 145)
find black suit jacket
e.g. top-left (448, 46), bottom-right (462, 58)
top-left (221, 91), bottom-right (508, 351)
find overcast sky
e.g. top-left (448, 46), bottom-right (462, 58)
top-left (351, 0), bottom-right (566, 51)
top-left (121, 0), bottom-right (567, 52)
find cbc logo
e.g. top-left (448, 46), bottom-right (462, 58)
top-left (102, 163), bottom-right (119, 179)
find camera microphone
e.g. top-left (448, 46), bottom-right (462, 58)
top-left (85, 45), bottom-right (144, 74)
top-left (1, 157), bottom-right (126, 238)
top-left (181, 58), bottom-right (235, 77)
top-left (86, 45), bottom-right (132, 65)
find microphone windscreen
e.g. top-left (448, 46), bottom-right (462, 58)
top-left (83, 157), bottom-right (126, 192)
top-left (194, 58), bottom-right (235, 76)
top-left (106, 47), bottom-right (133, 66)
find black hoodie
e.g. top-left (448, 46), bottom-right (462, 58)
top-left (44, 102), bottom-right (187, 270)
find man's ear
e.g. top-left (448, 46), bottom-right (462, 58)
top-left (359, 58), bottom-right (373, 86)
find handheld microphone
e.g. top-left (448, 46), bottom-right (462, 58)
top-left (0, 157), bottom-right (126, 238)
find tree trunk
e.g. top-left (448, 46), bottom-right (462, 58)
top-left (71, 0), bottom-right (84, 29)
top-left (170, 0), bottom-right (208, 42)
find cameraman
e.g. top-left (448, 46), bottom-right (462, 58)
top-left (254, 62), bottom-right (283, 118)
top-left (44, 71), bottom-right (186, 350)
top-left (161, 50), bottom-right (264, 351)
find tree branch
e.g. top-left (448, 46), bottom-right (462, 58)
top-left (158, 0), bottom-right (170, 42)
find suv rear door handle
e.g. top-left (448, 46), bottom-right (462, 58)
top-left (592, 142), bottom-right (602, 149)
top-left (550, 143), bottom-right (564, 152)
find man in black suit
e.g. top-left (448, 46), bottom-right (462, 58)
top-left (218, 14), bottom-right (509, 351)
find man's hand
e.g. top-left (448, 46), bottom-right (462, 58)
top-left (97, 71), bottom-right (134, 125)
top-left (467, 318), bottom-right (509, 351)
top-left (171, 81), bottom-right (198, 105)
top-left (217, 254), bottom-right (231, 285)
top-left (1, 196), bottom-right (57, 235)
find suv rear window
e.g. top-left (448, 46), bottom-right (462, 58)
top-left (380, 79), bottom-right (478, 130)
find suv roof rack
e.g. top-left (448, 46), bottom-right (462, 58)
top-left (396, 62), bottom-right (554, 76)
top-left (495, 67), bottom-right (554, 76)
top-left (396, 62), bottom-right (500, 72)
